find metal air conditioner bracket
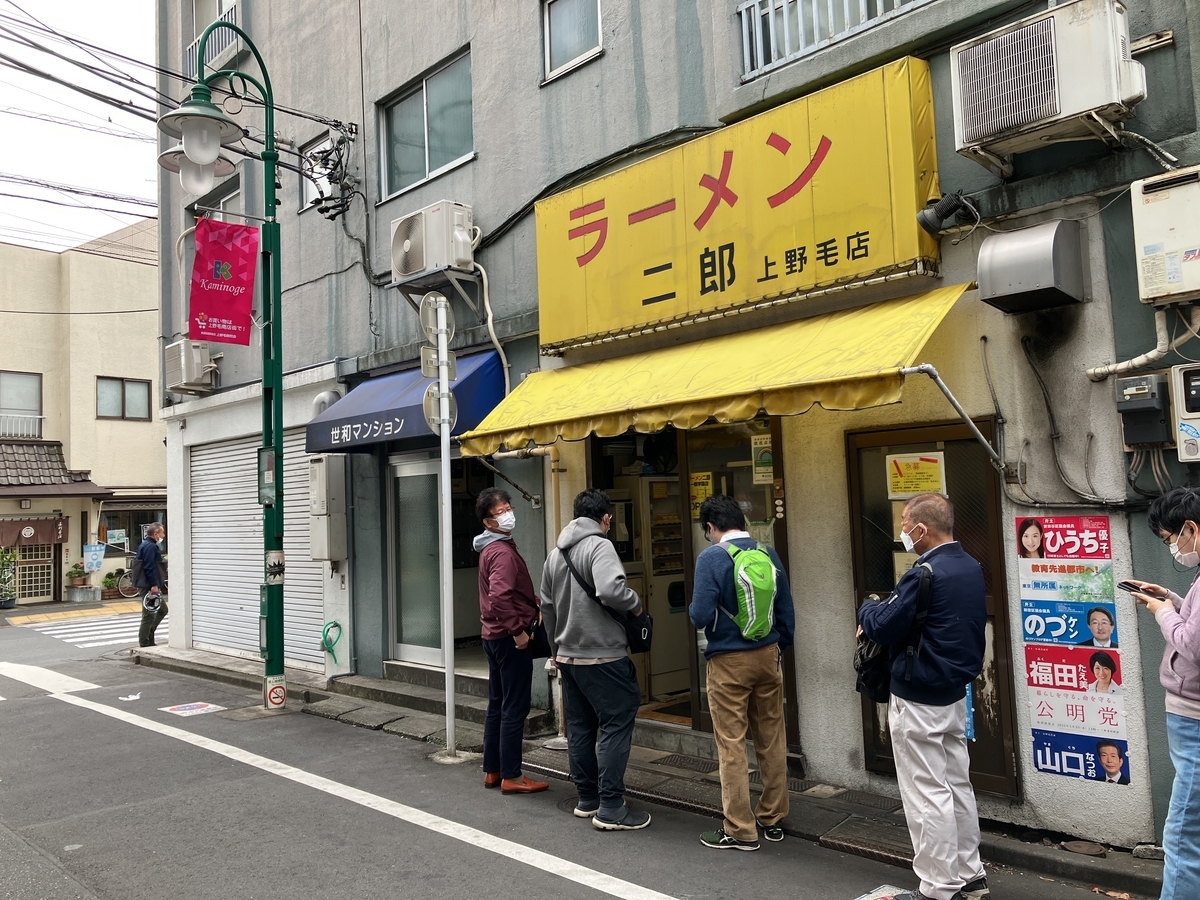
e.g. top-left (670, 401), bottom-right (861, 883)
top-left (1082, 112), bottom-right (1124, 148)
top-left (387, 266), bottom-right (483, 323)
top-left (965, 145), bottom-right (1013, 179)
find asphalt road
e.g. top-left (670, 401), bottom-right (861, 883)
top-left (0, 612), bottom-right (1150, 900)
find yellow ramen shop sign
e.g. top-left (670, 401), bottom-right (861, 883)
top-left (535, 57), bottom-right (940, 351)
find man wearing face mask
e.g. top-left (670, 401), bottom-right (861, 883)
top-left (541, 489), bottom-right (649, 831)
top-left (474, 488), bottom-right (549, 795)
top-left (1126, 487), bottom-right (1200, 898)
top-left (857, 493), bottom-right (989, 900)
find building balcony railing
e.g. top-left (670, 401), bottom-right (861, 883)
top-left (738, 0), bottom-right (936, 82)
top-left (0, 414), bottom-right (44, 439)
top-left (183, 5), bottom-right (239, 80)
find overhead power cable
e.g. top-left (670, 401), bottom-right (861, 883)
top-left (0, 50), bottom-right (157, 121)
top-left (0, 190), bottom-right (159, 217)
top-left (0, 105), bottom-right (154, 140)
top-left (0, 173), bottom-right (155, 208)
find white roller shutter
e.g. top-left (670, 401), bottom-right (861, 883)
top-left (190, 430), bottom-right (324, 669)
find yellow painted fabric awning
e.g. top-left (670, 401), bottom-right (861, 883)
top-left (458, 284), bottom-right (968, 456)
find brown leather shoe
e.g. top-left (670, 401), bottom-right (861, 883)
top-left (483, 772), bottom-right (502, 789)
top-left (501, 775), bottom-right (549, 794)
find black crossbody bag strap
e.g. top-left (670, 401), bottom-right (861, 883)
top-left (562, 547), bottom-right (625, 625)
top-left (903, 562), bottom-right (934, 683)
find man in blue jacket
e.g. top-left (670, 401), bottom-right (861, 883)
top-left (689, 494), bottom-right (795, 851)
top-left (135, 523), bottom-right (167, 648)
top-left (858, 493), bottom-right (989, 900)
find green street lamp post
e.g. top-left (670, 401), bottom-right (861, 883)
top-left (158, 22), bottom-right (287, 709)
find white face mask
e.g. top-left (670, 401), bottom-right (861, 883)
top-left (900, 524), bottom-right (922, 554)
top-left (1172, 526), bottom-right (1200, 568)
top-left (495, 510), bottom-right (516, 533)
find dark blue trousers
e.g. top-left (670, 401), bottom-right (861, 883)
top-left (483, 637), bottom-right (533, 779)
top-left (559, 657), bottom-right (640, 812)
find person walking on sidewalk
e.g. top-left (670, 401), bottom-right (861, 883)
top-left (857, 493), bottom-right (989, 900)
top-left (689, 495), bottom-right (795, 851)
top-left (135, 523), bottom-right (167, 648)
top-left (541, 489), bottom-right (649, 831)
top-left (474, 488), bottom-right (549, 796)
top-left (1127, 486), bottom-right (1200, 899)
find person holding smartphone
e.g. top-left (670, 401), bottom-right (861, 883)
top-left (1126, 486), bottom-right (1200, 899)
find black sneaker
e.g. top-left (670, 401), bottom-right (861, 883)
top-left (592, 805), bottom-right (651, 830)
top-left (573, 800), bottom-right (599, 819)
top-left (700, 828), bottom-right (759, 851)
top-left (962, 876), bottom-right (990, 899)
top-left (757, 820), bottom-right (784, 842)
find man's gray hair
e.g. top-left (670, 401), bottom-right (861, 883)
top-left (904, 493), bottom-right (954, 536)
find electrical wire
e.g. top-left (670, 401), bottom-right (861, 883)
top-left (0, 191), bottom-right (157, 218)
top-left (0, 173), bottom-right (154, 208)
top-left (0, 306), bottom-right (156, 315)
top-left (0, 106), bottom-right (154, 140)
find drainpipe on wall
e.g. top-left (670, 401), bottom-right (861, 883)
top-left (1085, 307), bottom-right (1200, 382)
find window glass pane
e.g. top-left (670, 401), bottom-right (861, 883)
top-left (125, 381), bottom-right (150, 419)
top-left (426, 54), bottom-right (473, 172)
top-left (212, 188), bottom-right (240, 223)
top-left (0, 372), bottom-right (40, 414)
top-left (549, 0), bottom-right (600, 72)
top-left (97, 378), bottom-right (123, 417)
top-left (302, 138), bottom-right (333, 207)
top-left (386, 91), bottom-right (427, 194)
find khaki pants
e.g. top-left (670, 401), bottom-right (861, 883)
top-left (706, 643), bottom-right (789, 841)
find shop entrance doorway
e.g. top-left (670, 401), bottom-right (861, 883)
top-left (389, 456), bottom-right (443, 665)
top-left (591, 420), bottom-right (801, 758)
top-left (847, 419), bottom-right (1020, 797)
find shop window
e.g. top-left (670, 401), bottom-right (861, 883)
top-left (97, 377), bottom-right (151, 421)
top-left (382, 52), bottom-right (473, 197)
top-left (100, 510), bottom-right (166, 558)
top-left (544, 0), bottom-right (602, 80)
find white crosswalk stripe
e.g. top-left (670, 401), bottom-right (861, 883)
top-left (24, 612), bottom-right (168, 649)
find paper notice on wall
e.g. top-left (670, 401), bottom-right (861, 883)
top-left (885, 452), bottom-right (945, 499)
top-left (689, 472), bottom-right (712, 520)
top-left (752, 434), bottom-right (774, 484)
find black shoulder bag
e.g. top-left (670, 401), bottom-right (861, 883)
top-left (562, 549), bottom-right (654, 653)
top-left (853, 562), bottom-right (933, 704)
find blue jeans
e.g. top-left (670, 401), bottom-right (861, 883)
top-left (1163, 712), bottom-right (1200, 899)
top-left (482, 637), bottom-right (533, 779)
top-left (559, 658), bottom-right (640, 812)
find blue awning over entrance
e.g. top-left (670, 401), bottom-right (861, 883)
top-left (305, 350), bottom-right (504, 453)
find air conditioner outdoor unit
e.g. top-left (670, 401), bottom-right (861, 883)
top-left (389, 200), bottom-right (474, 282)
top-left (1131, 164), bottom-right (1200, 306)
top-left (950, 0), bottom-right (1146, 177)
top-left (164, 339), bottom-right (214, 393)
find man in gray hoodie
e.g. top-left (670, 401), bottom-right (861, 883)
top-left (541, 488), bottom-right (649, 831)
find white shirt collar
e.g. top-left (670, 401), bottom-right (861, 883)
top-left (719, 530), bottom-right (751, 543)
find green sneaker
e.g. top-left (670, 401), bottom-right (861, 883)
top-left (700, 828), bottom-right (759, 850)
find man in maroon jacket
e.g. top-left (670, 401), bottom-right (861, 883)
top-left (475, 487), bottom-right (549, 795)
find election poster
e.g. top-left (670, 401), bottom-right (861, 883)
top-left (1017, 515), bottom-right (1129, 784)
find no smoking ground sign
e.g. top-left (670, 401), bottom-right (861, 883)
top-left (265, 675), bottom-right (287, 709)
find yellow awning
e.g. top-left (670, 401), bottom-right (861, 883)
top-left (458, 283), bottom-right (969, 456)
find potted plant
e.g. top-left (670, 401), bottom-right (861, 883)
top-left (0, 546), bottom-right (15, 609)
top-left (101, 570), bottom-right (121, 601)
top-left (66, 561), bottom-right (87, 587)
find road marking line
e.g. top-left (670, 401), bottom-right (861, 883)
top-left (0, 663), bottom-right (98, 694)
top-left (51, 689), bottom-right (679, 900)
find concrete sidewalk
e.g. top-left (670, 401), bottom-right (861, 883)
top-left (129, 643), bottom-right (1164, 899)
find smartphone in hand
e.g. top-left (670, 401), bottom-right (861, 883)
top-left (1117, 580), bottom-right (1142, 593)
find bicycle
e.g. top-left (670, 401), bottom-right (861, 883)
top-left (117, 558), bottom-right (138, 598)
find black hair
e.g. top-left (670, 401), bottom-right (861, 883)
top-left (905, 493), bottom-right (954, 535)
top-left (1085, 607), bottom-right (1114, 628)
top-left (475, 487), bottom-right (512, 523)
top-left (1096, 739), bottom-right (1125, 760)
top-left (573, 488), bottom-right (611, 522)
top-left (1017, 518), bottom-right (1045, 558)
top-left (699, 495), bottom-right (745, 533)
top-left (1089, 651), bottom-right (1118, 674)
top-left (1148, 487), bottom-right (1200, 538)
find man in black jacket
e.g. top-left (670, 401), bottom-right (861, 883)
top-left (858, 494), bottom-right (989, 900)
top-left (135, 524), bottom-right (167, 648)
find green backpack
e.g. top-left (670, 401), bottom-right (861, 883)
top-left (719, 542), bottom-right (777, 641)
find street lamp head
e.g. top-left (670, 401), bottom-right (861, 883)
top-left (158, 145), bottom-right (236, 197)
top-left (157, 83), bottom-right (242, 166)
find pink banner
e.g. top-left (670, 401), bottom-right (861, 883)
top-left (1015, 515), bottom-right (1111, 561)
top-left (189, 217), bottom-right (259, 345)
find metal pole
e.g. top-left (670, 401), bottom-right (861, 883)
top-left (437, 296), bottom-right (456, 753)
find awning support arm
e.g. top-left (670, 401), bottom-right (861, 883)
top-left (901, 364), bottom-right (1004, 470)
top-left (475, 454), bottom-right (542, 509)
